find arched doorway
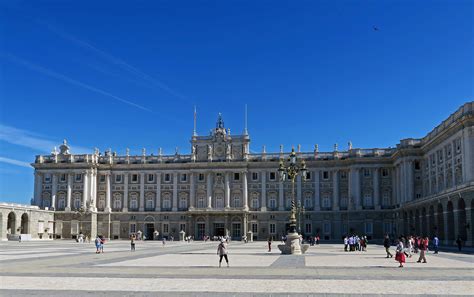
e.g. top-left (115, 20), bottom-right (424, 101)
top-left (421, 207), bottom-right (427, 236)
top-left (457, 199), bottom-right (467, 241)
top-left (429, 205), bottom-right (435, 238)
top-left (7, 212), bottom-right (16, 235)
top-left (21, 213), bottom-right (29, 234)
top-left (447, 201), bottom-right (455, 241)
top-left (437, 203), bottom-right (445, 240)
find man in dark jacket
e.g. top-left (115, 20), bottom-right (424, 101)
top-left (384, 234), bottom-right (393, 258)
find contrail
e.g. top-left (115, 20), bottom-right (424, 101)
top-left (41, 22), bottom-right (190, 103)
top-left (0, 156), bottom-right (32, 168)
top-left (1, 53), bottom-right (154, 113)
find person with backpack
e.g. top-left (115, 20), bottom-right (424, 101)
top-left (217, 239), bottom-right (229, 267)
top-left (94, 236), bottom-right (101, 254)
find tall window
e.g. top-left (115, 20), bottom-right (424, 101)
top-left (234, 173), bottom-right (240, 181)
top-left (269, 223), bottom-right (276, 234)
top-left (163, 197), bottom-right (171, 209)
top-left (131, 174), bottom-right (138, 183)
top-left (323, 222), bottom-right (331, 234)
top-left (269, 198), bottom-right (276, 209)
top-left (180, 174), bottom-right (187, 182)
top-left (164, 174), bottom-right (171, 182)
top-left (130, 223), bottom-right (136, 234)
top-left (252, 172), bottom-right (258, 181)
top-left (60, 174), bottom-right (67, 182)
top-left (115, 174), bottom-right (122, 183)
top-left (364, 222), bottom-right (373, 234)
top-left (322, 194), bottom-right (331, 208)
top-left (232, 195), bottom-right (241, 207)
top-left (215, 195), bottom-right (224, 208)
top-left (163, 223), bottom-right (169, 234)
top-left (146, 198), bottom-right (154, 209)
top-left (130, 198), bottom-right (138, 209)
top-left (269, 172), bottom-right (276, 181)
top-left (179, 196), bottom-right (188, 209)
top-left (323, 171), bottom-right (329, 180)
top-left (148, 174), bottom-right (154, 183)
top-left (197, 196), bottom-right (205, 208)
top-left (198, 173), bottom-right (205, 181)
top-left (75, 174), bottom-right (82, 182)
top-left (305, 223), bottom-right (312, 234)
top-left (251, 193), bottom-right (259, 209)
top-left (364, 193), bottom-right (372, 207)
top-left (251, 223), bottom-right (258, 233)
top-left (113, 196), bottom-right (122, 209)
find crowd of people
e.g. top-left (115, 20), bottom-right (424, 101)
top-left (343, 235), bottom-right (369, 252)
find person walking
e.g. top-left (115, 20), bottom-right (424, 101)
top-left (344, 236), bottom-right (349, 252)
top-left (268, 237), bottom-right (272, 252)
top-left (94, 236), bottom-right (101, 254)
top-left (417, 236), bottom-right (428, 263)
top-left (217, 239), bottom-right (229, 267)
top-left (456, 236), bottom-right (462, 252)
top-left (384, 235), bottom-right (393, 258)
top-left (433, 235), bottom-right (439, 254)
top-left (99, 236), bottom-right (105, 253)
top-left (395, 237), bottom-right (406, 268)
top-left (405, 236), bottom-right (413, 258)
top-left (130, 235), bottom-right (136, 251)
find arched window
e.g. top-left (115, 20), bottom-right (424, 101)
top-left (130, 193), bottom-right (138, 209)
top-left (268, 192), bottom-right (277, 209)
top-left (215, 193), bottom-right (224, 209)
top-left (73, 193), bottom-right (81, 209)
top-left (363, 192), bottom-right (373, 207)
top-left (162, 193), bottom-right (171, 209)
top-left (145, 193), bottom-right (155, 209)
top-left (251, 192), bottom-right (259, 209)
top-left (179, 193), bottom-right (188, 209)
top-left (232, 195), bottom-right (241, 208)
top-left (197, 195), bottom-right (205, 208)
top-left (57, 192), bottom-right (66, 210)
top-left (98, 193), bottom-right (106, 209)
top-left (113, 193), bottom-right (122, 210)
top-left (322, 193), bottom-right (331, 208)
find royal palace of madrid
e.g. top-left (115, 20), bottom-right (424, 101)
top-left (2, 102), bottom-right (472, 245)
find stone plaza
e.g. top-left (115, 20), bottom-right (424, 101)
top-left (0, 240), bottom-right (472, 296)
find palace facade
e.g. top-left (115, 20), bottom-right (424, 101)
top-left (23, 102), bottom-right (474, 245)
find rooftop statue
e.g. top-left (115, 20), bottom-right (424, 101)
top-left (59, 139), bottom-right (70, 155)
top-left (216, 113), bottom-right (225, 129)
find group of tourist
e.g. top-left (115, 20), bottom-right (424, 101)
top-left (94, 235), bottom-right (105, 253)
top-left (343, 235), bottom-right (369, 252)
top-left (384, 234), bottom-right (434, 267)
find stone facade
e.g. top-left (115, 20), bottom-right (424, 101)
top-left (0, 202), bottom-right (55, 240)
top-left (30, 103), bottom-right (474, 245)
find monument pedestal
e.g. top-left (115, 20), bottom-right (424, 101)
top-left (277, 232), bottom-right (309, 255)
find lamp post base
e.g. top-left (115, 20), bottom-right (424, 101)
top-left (277, 231), bottom-right (309, 255)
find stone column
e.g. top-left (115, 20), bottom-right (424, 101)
top-left (374, 168), bottom-right (380, 209)
top-left (350, 167), bottom-right (361, 210)
top-left (462, 126), bottom-right (473, 182)
top-left (314, 169), bottom-right (320, 211)
top-left (51, 173), bottom-right (58, 210)
top-left (296, 174), bottom-right (302, 204)
top-left (123, 173), bottom-right (129, 212)
top-left (66, 173), bottom-right (72, 211)
top-left (34, 171), bottom-right (42, 206)
top-left (278, 180), bottom-right (284, 211)
top-left (172, 172), bottom-right (178, 211)
top-left (243, 214), bottom-right (248, 237)
top-left (207, 172), bottom-right (212, 208)
top-left (225, 172), bottom-right (230, 208)
top-left (139, 172), bottom-right (145, 211)
top-left (242, 171), bottom-right (248, 210)
top-left (90, 169), bottom-right (97, 210)
top-left (105, 172), bottom-right (112, 213)
top-left (260, 171), bottom-right (267, 211)
top-left (405, 161), bottom-right (415, 202)
top-left (189, 172), bottom-right (195, 209)
top-left (391, 167), bottom-right (397, 207)
top-left (155, 172), bottom-right (161, 211)
top-left (332, 170), bottom-right (339, 211)
top-left (82, 170), bottom-right (89, 208)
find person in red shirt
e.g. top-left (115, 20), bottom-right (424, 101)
top-left (417, 236), bottom-right (428, 263)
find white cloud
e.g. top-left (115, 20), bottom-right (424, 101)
top-left (0, 124), bottom-right (91, 154)
top-left (0, 156), bottom-right (32, 168)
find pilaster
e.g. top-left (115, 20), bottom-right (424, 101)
top-left (105, 172), bottom-right (112, 213)
top-left (65, 173), bottom-right (72, 211)
top-left (332, 170), bottom-right (339, 211)
top-left (139, 172), bottom-right (145, 212)
top-left (314, 169), bottom-right (320, 211)
top-left (225, 172), bottom-right (230, 208)
top-left (189, 172), bottom-right (195, 209)
top-left (155, 172), bottom-right (161, 211)
top-left (374, 168), bottom-right (380, 210)
top-left (242, 171), bottom-right (248, 210)
top-left (172, 172), bottom-right (178, 211)
top-left (207, 172), bottom-right (212, 209)
top-left (260, 171), bottom-right (267, 211)
top-left (123, 173), bottom-right (128, 212)
top-left (51, 173), bottom-right (58, 210)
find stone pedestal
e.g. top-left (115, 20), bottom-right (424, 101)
top-left (277, 232), bottom-right (309, 255)
top-left (179, 230), bottom-right (186, 241)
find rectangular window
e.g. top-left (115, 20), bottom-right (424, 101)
top-left (60, 174), bottom-right (67, 182)
top-left (251, 223), bottom-right (258, 233)
top-left (75, 174), bottom-right (82, 182)
top-left (130, 223), bottom-right (136, 234)
top-left (179, 223), bottom-right (186, 232)
top-left (340, 171), bottom-right (347, 179)
top-left (115, 174), bottom-right (122, 183)
top-left (234, 172), bottom-right (240, 181)
top-left (163, 223), bottom-right (169, 234)
top-left (131, 174), bottom-right (138, 183)
top-left (180, 174), bottom-right (187, 182)
top-left (382, 168), bottom-right (389, 177)
top-left (269, 172), bottom-right (276, 181)
top-left (269, 223), bottom-right (276, 234)
top-left (44, 174), bottom-right (52, 183)
top-left (198, 173), bottom-right (205, 181)
top-left (364, 169), bottom-right (371, 177)
top-left (364, 222), bottom-right (373, 234)
top-left (164, 174), bottom-right (171, 182)
top-left (323, 222), bottom-right (331, 234)
top-left (305, 172), bottom-right (311, 180)
top-left (323, 171), bottom-right (329, 180)
top-left (99, 175), bottom-right (106, 183)
top-left (148, 174), bottom-right (154, 182)
top-left (252, 172), bottom-right (258, 181)
top-left (305, 223), bottom-right (312, 234)
top-left (269, 199), bottom-right (276, 209)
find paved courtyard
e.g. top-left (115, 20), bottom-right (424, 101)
top-left (0, 240), bottom-right (473, 296)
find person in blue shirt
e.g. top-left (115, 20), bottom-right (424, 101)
top-left (433, 236), bottom-right (439, 254)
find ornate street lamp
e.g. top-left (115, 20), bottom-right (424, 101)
top-left (277, 147), bottom-right (309, 255)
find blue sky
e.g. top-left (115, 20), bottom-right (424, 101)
top-left (0, 1), bottom-right (472, 204)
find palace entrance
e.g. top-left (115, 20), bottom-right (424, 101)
top-left (145, 223), bottom-right (154, 240)
top-left (214, 223), bottom-right (225, 236)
